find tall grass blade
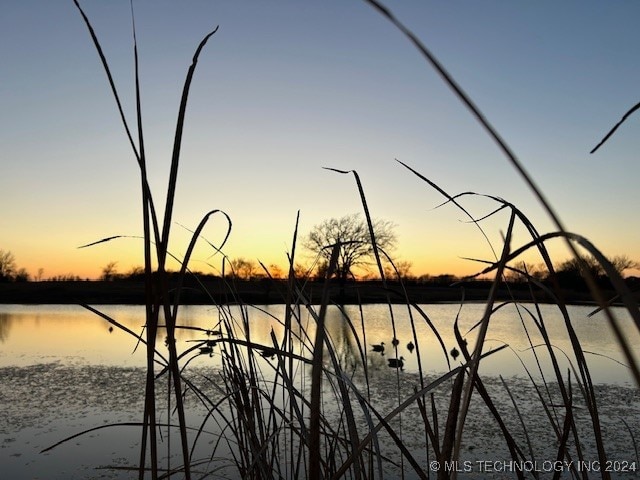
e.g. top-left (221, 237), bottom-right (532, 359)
top-left (590, 100), bottom-right (640, 153)
top-left (160, 26), bottom-right (219, 258)
top-left (72, 0), bottom-right (139, 161)
top-left (334, 346), bottom-right (508, 478)
top-left (309, 243), bottom-right (340, 480)
top-left (438, 369), bottom-right (465, 480)
top-left (474, 230), bottom-right (640, 387)
top-left (500, 375), bottom-right (537, 469)
top-left (551, 374), bottom-right (582, 480)
top-left (621, 418), bottom-right (639, 464)
top-left (452, 210), bottom-right (517, 472)
top-left (126, 13), bottom-right (163, 477)
top-left (365, 0), bottom-right (563, 232)
top-left (77, 235), bottom-right (142, 248)
top-left (77, 303), bottom-right (168, 363)
top-left (367, 1), bottom-right (639, 404)
top-left (323, 168), bottom-right (388, 286)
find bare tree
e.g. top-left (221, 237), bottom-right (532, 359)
top-left (229, 257), bottom-right (257, 280)
top-left (15, 268), bottom-right (30, 282)
top-left (293, 262), bottom-right (312, 280)
top-left (101, 261), bottom-right (119, 281)
top-left (384, 259), bottom-right (413, 281)
top-left (126, 266), bottom-right (145, 279)
top-left (504, 262), bottom-right (547, 283)
top-left (556, 254), bottom-right (639, 279)
top-left (304, 213), bottom-right (397, 284)
top-left (0, 250), bottom-right (16, 282)
top-left (609, 255), bottom-right (639, 276)
top-left (267, 263), bottom-right (284, 279)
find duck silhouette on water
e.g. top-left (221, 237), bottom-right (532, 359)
top-left (387, 356), bottom-right (404, 370)
top-left (259, 347), bottom-right (277, 360)
top-left (371, 342), bottom-right (385, 354)
top-left (199, 346), bottom-right (214, 355)
top-left (406, 341), bottom-right (414, 353)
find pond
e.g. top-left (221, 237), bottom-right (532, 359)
top-left (1, 303), bottom-right (639, 478)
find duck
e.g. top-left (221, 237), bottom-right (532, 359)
top-left (371, 342), bottom-right (385, 354)
top-left (387, 357), bottom-right (404, 370)
top-left (259, 347), bottom-right (277, 359)
top-left (450, 347), bottom-right (460, 360)
top-left (391, 338), bottom-right (399, 347)
top-left (406, 341), bottom-right (415, 353)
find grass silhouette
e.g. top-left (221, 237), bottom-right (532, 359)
top-left (41, 2), bottom-right (640, 478)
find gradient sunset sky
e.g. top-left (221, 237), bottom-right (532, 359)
top-left (1, 1), bottom-right (639, 280)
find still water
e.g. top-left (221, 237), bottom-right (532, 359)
top-left (1, 303), bottom-right (637, 383)
top-left (1, 303), bottom-right (638, 479)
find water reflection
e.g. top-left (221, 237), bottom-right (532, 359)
top-left (0, 312), bottom-right (11, 343)
top-left (0, 303), bottom-right (637, 384)
top-left (1, 303), bottom-right (637, 480)
top-left (324, 307), bottom-right (361, 372)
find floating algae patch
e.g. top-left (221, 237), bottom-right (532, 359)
top-left (342, 371), bottom-right (640, 479)
top-left (0, 363), bottom-right (146, 434)
top-left (0, 363), bottom-right (224, 479)
top-left (0, 363), bottom-right (145, 479)
top-left (1, 362), bottom-right (638, 479)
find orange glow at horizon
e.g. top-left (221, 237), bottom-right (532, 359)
top-left (17, 243), bottom-right (640, 282)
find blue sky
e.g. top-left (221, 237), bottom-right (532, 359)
top-left (1, 1), bottom-right (639, 279)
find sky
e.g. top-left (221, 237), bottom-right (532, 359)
top-left (1, 1), bottom-right (639, 280)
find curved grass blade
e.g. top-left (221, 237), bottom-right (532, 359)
top-left (333, 345), bottom-right (508, 478)
top-left (590, 101), bottom-right (640, 154)
top-left (77, 235), bottom-right (142, 249)
top-left (159, 26), bottom-right (219, 259)
top-left (499, 375), bottom-right (537, 471)
top-left (309, 243), bottom-right (340, 480)
top-left (41, 421), bottom-right (214, 457)
top-left (78, 303), bottom-right (168, 365)
top-left (452, 210), bottom-right (516, 465)
top-left (366, 5), bottom-right (639, 424)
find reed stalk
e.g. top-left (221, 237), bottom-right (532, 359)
top-left (42, 3), bottom-right (639, 479)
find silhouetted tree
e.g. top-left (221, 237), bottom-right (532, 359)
top-left (304, 213), bottom-right (397, 295)
top-left (504, 262), bottom-right (547, 283)
top-left (0, 250), bottom-right (17, 282)
top-left (14, 268), bottom-right (30, 282)
top-left (293, 262), bottom-right (312, 280)
top-left (553, 254), bottom-right (639, 290)
top-left (267, 263), bottom-right (284, 279)
top-left (432, 274), bottom-right (458, 285)
top-left (101, 261), bottom-right (119, 281)
top-left (49, 273), bottom-right (81, 282)
top-left (383, 259), bottom-right (413, 281)
top-left (609, 255), bottom-right (640, 275)
top-left (553, 256), bottom-right (599, 289)
top-left (124, 265), bottom-right (145, 281)
top-left (229, 257), bottom-right (257, 280)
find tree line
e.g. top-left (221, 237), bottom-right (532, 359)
top-left (0, 250), bottom-right (33, 282)
top-left (1, 213), bottom-right (638, 291)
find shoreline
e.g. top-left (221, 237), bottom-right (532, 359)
top-left (0, 279), bottom-right (631, 306)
